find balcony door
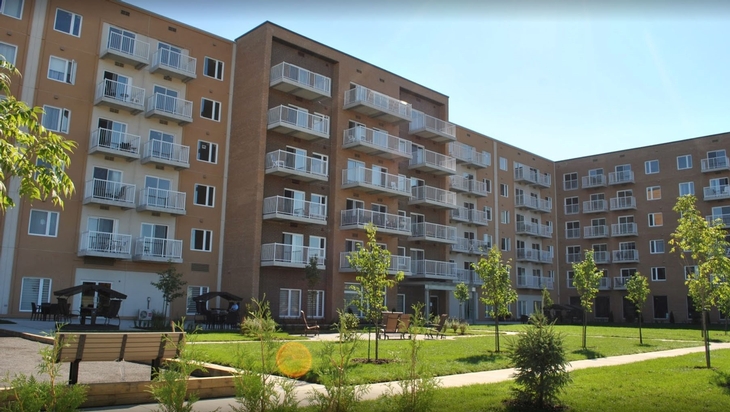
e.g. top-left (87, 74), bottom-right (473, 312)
top-left (310, 194), bottom-right (326, 218)
top-left (97, 118), bottom-right (127, 150)
top-left (411, 144), bottom-right (424, 164)
top-left (158, 42), bottom-right (182, 69)
top-left (708, 150), bottom-right (728, 168)
top-left (309, 236), bottom-right (326, 262)
top-left (141, 223), bottom-right (169, 257)
top-left (149, 130), bottom-right (175, 160)
top-left (286, 146), bottom-right (307, 171)
top-left (109, 26), bottom-right (136, 55)
top-left (88, 217), bottom-right (116, 252)
top-left (284, 189), bottom-right (305, 216)
top-left (145, 176), bottom-right (171, 208)
top-left (153, 85), bottom-right (178, 113)
top-left (92, 167), bottom-right (122, 199)
top-left (372, 127), bottom-right (387, 148)
top-left (282, 233), bottom-right (304, 264)
top-left (346, 158), bottom-right (365, 183)
top-left (102, 71), bottom-right (130, 101)
top-left (372, 165), bottom-right (387, 188)
top-left (710, 178), bottom-right (729, 193)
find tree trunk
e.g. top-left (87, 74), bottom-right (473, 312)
top-left (638, 312), bottom-right (643, 345)
top-left (725, 316), bottom-right (728, 335)
top-left (494, 317), bottom-right (500, 353)
top-left (582, 311), bottom-right (587, 349)
top-left (702, 309), bottom-right (711, 368)
top-left (375, 322), bottom-right (380, 361)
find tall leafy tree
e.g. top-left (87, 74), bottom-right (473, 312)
top-left (625, 272), bottom-right (650, 344)
top-left (0, 60), bottom-right (76, 212)
top-left (572, 250), bottom-right (602, 349)
top-left (347, 223), bottom-right (404, 361)
top-left (474, 247), bottom-right (517, 352)
top-left (454, 282), bottom-right (470, 321)
top-left (670, 195), bottom-right (730, 368)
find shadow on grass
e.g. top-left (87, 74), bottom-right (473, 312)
top-left (571, 348), bottom-right (604, 359)
top-left (456, 353), bottom-right (499, 364)
top-left (712, 370), bottom-right (730, 395)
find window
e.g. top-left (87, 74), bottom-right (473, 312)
top-left (344, 283), bottom-right (363, 317)
top-left (0, 42), bottom-right (17, 65)
top-left (53, 8), bottom-right (82, 37)
top-left (19, 277), bottom-right (51, 312)
top-left (564, 196), bottom-right (579, 214)
top-left (396, 294), bottom-right (406, 314)
top-left (650, 239), bottom-right (664, 254)
top-left (567, 245), bottom-right (581, 263)
top-left (653, 296), bottom-right (668, 319)
top-left (0, 0), bottom-right (23, 18)
top-left (648, 212), bottom-right (663, 227)
top-left (191, 229), bottom-right (213, 252)
top-left (499, 183), bottom-right (508, 197)
top-left (194, 184), bottom-right (215, 207)
top-left (677, 155), bottom-right (692, 170)
top-left (200, 98), bottom-right (221, 121)
top-left (684, 265), bottom-right (698, 280)
top-left (186, 286), bottom-right (209, 315)
top-left (483, 206), bottom-right (492, 221)
top-left (499, 157), bottom-right (508, 171)
top-left (644, 160), bottom-right (659, 174)
top-left (646, 186), bottom-right (661, 200)
top-left (651, 267), bottom-right (666, 281)
top-left (679, 182), bottom-right (694, 196)
top-left (563, 172), bottom-right (578, 190)
top-left (483, 179), bottom-right (491, 193)
top-left (41, 106), bottom-right (70, 133)
top-left (203, 57), bottom-right (224, 80)
top-left (28, 210), bottom-right (59, 237)
top-left (279, 288), bottom-right (301, 318)
top-left (565, 221), bottom-right (580, 239)
top-left (500, 237), bottom-right (510, 251)
top-left (307, 290), bottom-right (325, 318)
top-left (500, 210), bottom-right (510, 224)
top-left (47, 56), bottom-right (76, 84)
top-left (197, 140), bottom-right (218, 163)
top-left (566, 271), bottom-right (575, 288)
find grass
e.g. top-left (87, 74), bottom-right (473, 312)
top-left (188, 330), bottom-right (305, 342)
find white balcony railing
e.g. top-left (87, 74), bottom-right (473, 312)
top-left (84, 179), bottom-right (136, 206)
top-left (261, 243), bottom-right (325, 267)
top-left (134, 237), bottom-right (183, 262)
top-left (566, 252), bottom-right (581, 263)
top-left (340, 252), bottom-right (410, 274)
top-left (613, 277), bottom-right (631, 290)
top-left (448, 141), bottom-right (489, 168)
top-left (515, 221), bottom-right (552, 238)
top-left (409, 109), bottom-right (456, 141)
top-left (449, 176), bottom-right (488, 196)
top-left (146, 93), bottom-right (193, 124)
top-left (137, 188), bottom-right (186, 214)
top-left (104, 28), bottom-right (149, 65)
top-left (410, 260), bottom-right (457, 279)
top-left (457, 269), bottom-right (482, 285)
top-left (593, 251), bottom-right (611, 264)
top-left (564, 204), bottom-right (580, 214)
top-left (267, 105), bottom-right (330, 139)
top-left (409, 148), bottom-right (456, 174)
top-left (151, 48), bottom-right (196, 79)
top-left (410, 222), bottom-right (457, 243)
top-left (706, 213), bottom-right (730, 227)
top-left (263, 196), bottom-right (327, 223)
top-left (583, 199), bottom-right (608, 213)
top-left (265, 150), bottom-right (328, 181)
top-left (79, 231), bottom-right (132, 257)
top-left (582, 174), bottom-right (607, 188)
top-left (451, 238), bottom-right (490, 254)
top-left (342, 126), bottom-right (410, 159)
top-left (514, 168), bottom-right (551, 188)
top-left (611, 223), bottom-right (638, 236)
top-left (612, 249), bottom-right (639, 262)
top-left (565, 228), bottom-right (581, 239)
top-left (410, 185), bottom-right (457, 209)
top-left (701, 156), bottom-right (730, 172)
top-left (516, 248), bottom-right (553, 263)
top-left (270, 61), bottom-right (331, 98)
top-left (141, 140), bottom-right (190, 168)
top-left (703, 185), bottom-right (730, 201)
top-left (340, 209), bottom-right (411, 235)
top-left (89, 128), bottom-right (140, 158)
top-left (449, 207), bottom-right (488, 226)
top-left (584, 225), bottom-right (609, 238)
top-left (608, 170), bottom-right (635, 185)
top-left (95, 79), bottom-right (145, 111)
top-left (598, 277), bottom-right (611, 290)
top-left (341, 167), bottom-right (410, 197)
top-left (610, 196), bottom-right (637, 210)
top-left (344, 85), bottom-right (411, 123)
top-left (517, 275), bottom-right (554, 290)
top-left (515, 195), bottom-right (552, 213)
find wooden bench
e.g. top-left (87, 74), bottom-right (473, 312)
top-left (55, 332), bottom-right (185, 385)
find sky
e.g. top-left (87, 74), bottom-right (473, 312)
top-left (124, 0), bottom-right (730, 161)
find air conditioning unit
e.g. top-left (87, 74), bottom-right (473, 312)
top-left (138, 309), bottom-right (153, 321)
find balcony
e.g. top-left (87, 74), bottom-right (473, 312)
top-left (706, 213), bottom-right (730, 228)
top-left (262, 196), bottom-right (327, 226)
top-left (701, 156), bottom-right (730, 173)
top-left (613, 277), bottom-right (631, 290)
top-left (409, 149), bottom-right (456, 175)
top-left (566, 252), bottom-right (581, 264)
top-left (448, 142), bottom-right (488, 168)
top-left (342, 126), bottom-right (411, 159)
top-left (340, 252), bottom-right (411, 275)
top-left (409, 110), bottom-right (456, 142)
top-left (449, 208), bottom-right (488, 226)
top-left (517, 275), bottom-right (554, 290)
top-left (593, 251), bottom-right (611, 264)
top-left (611, 223), bottom-right (638, 237)
top-left (582, 174), bottom-right (607, 188)
top-left (451, 238), bottom-right (490, 255)
top-left (410, 259), bottom-right (457, 280)
top-left (94, 79), bottom-right (145, 114)
top-left (150, 48), bottom-right (196, 82)
top-left (341, 167), bottom-right (410, 197)
top-left (409, 222), bottom-right (457, 244)
top-left (515, 195), bottom-right (552, 213)
top-left (584, 225), bottom-right (609, 239)
top-left (145, 93), bottom-right (193, 125)
top-left (140, 140), bottom-right (190, 169)
top-left (608, 170), bottom-right (635, 185)
top-left (457, 269), bottom-right (482, 285)
top-left (565, 228), bottom-right (580, 239)
top-left (267, 105), bottom-right (330, 140)
top-left (516, 249), bottom-right (553, 264)
top-left (583, 199), bottom-right (608, 213)
top-left (270, 62), bottom-right (331, 100)
top-left (612, 249), bottom-right (639, 263)
top-left (703, 185), bottom-right (730, 201)
top-left (564, 204), bottom-right (580, 215)
top-left (515, 222), bottom-right (552, 238)
top-left (133, 237), bottom-right (183, 263)
top-left (449, 176), bottom-right (487, 197)
top-left (514, 168), bottom-right (551, 188)
top-left (409, 185), bottom-right (457, 209)
top-left (340, 209), bottom-right (411, 236)
top-left (100, 27), bottom-right (150, 68)
top-left (610, 196), bottom-right (637, 210)
top-left (78, 231), bottom-right (132, 259)
top-left (83, 179), bottom-right (136, 209)
top-left (137, 188), bottom-right (186, 215)
top-left (598, 277), bottom-right (612, 290)
top-left (265, 150), bottom-right (328, 182)
top-left (260, 243), bottom-right (325, 268)
top-left (88, 128), bottom-right (140, 160)
top-left (344, 85), bottom-right (411, 123)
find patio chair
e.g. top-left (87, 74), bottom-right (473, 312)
top-left (397, 314), bottom-right (412, 339)
top-left (56, 298), bottom-right (78, 323)
top-left (379, 312), bottom-right (400, 340)
top-left (101, 300), bottom-right (122, 326)
top-left (30, 302), bottom-right (41, 321)
top-left (427, 314), bottom-right (448, 339)
top-left (300, 310), bottom-right (320, 337)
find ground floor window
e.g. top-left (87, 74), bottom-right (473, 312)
top-left (307, 290), bottom-right (325, 319)
top-left (623, 297), bottom-right (637, 322)
top-left (653, 295), bottom-right (668, 319)
top-left (344, 282), bottom-right (363, 317)
top-left (19, 277), bottom-right (52, 312)
top-left (687, 295), bottom-right (701, 322)
top-left (517, 300), bottom-right (527, 317)
top-left (594, 296), bottom-right (610, 318)
top-left (397, 294), bottom-right (406, 314)
top-left (186, 286), bottom-right (209, 315)
top-left (279, 288), bottom-right (301, 318)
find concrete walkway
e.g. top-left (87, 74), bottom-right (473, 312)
top-left (2, 318), bottom-right (729, 411)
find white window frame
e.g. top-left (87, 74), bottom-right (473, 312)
top-left (307, 290), bottom-right (325, 319)
top-left (500, 237), bottom-right (511, 252)
top-left (47, 55), bottom-right (76, 84)
top-left (19, 277), bottom-right (52, 312)
top-left (677, 154), bottom-right (692, 170)
top-left (563, 172), bottom-right (578, 190)
top-left (197, 140), bottom-right (218, 163)
top-left (651, 267), bottom-right (666, 282)
top-left (0, 0), bottom-right (22, 19)
top-left (484, 206), bottom-right (492, 221)
top-left (649, 239), bottom-right (664, 254)
top-left (0, 42), bottom-right (18, 65)
top-left (499, 157), bottom-right (508, 171)
top-left (28, 209), bottom-right (59, 237)
top-left (41, 105), bottom-right (70, 133)
top-left (344, 283), bottom-right (364, 317)
top-left (646, 186), bottom-right (661, 200)
top-left (53, 8), bottom-right (82, 37)
top-left (203, 56), bottom-right (224, 81)
top-left (186, 285), bottom-right (209, 315)
top-left (500, 183), bottom-right (508, 197)
top-left (679, 182), bottom-right (694, 196)
top-left (193, 184), bottom-right (215, 207)
top-left (200, 98), bottom-right (221, 121)
top-left (483, 178), bottom-right (491, 193)
top-left (279, 288), bottom-right (302, 318)
top-left (644, 159), bottom-right (659, 174)
top-left (684, 265), bottom-right (698, 280)
top-left (500, 210), bottom-right (510, 224)
top-left (648, 212), bottom-right (663, 227)
top-left (191, 228), bottom-right (213, 252)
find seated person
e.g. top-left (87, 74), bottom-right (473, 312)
top-left (229, 302), bottom-right (239, 312)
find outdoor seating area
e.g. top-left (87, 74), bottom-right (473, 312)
top-left (378, 312), bottom-right (412, 339)
top-left (192, 291), bottom-right (242, 330)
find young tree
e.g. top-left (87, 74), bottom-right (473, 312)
top-left (541, 285), bottom-right (553, 318)
top-left (0, 60), bottom-right (76, 212)
top-left (151, 263), bottom-right (187, 322)
top-left (304, 256), bottom-right (321, 317)
top-left (625, 272), bottom-right (650, 344)
top-left (718, 283), bottom-right (730, 335)
top-left (347, 223), bottom-right (404, 361)
top-left (453, 282), bottom-right (470, 321)
top-left (474, 247), bottom-right (517, 353)
top-left (670, 195), bottom-right (730, 368)
top-left (572, 250), bottom-right (602, 349)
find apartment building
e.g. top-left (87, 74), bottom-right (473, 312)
top-left (555, 135), bottom-right (730, 323)
top-left (0, 0), bottom-right (234, 319)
